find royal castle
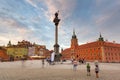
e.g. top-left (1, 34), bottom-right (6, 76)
top-left (61, 30), bottom-right (120, 62)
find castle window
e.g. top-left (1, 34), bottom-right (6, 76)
top-left (94, 53), bottom-right (96, 56)
top-left (105, 53), bottom-right (107, 56)
top-left (108, 53), bottom-right (109, 56)
top-left (112, 57), bottom-right (113, 60)
top-left (111, 53), bottom-right (113, 56)
top-left (104, 48), bottom-right (106, 50)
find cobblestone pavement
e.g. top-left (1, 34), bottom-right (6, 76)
top-left (0, 60), bottom-right (120, 80)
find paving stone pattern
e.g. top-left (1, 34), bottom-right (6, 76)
top-left (0, 60), bottom-right (120, 80)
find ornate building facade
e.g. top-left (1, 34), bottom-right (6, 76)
top-left (31, 44), bottom-right (51, 58)
top-left (7, 40), bottom-right (51, 60)
top-left (7, 40), bottom-right (29, 60)
top-left (62, 31), bottom-right (120, 62)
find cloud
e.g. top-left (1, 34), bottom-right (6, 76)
top-left (25, 0), bottom-right (77, 49)
top-left (0, 17), bottom-right (31, 45)
top-left (0, 0), bottom-right (120, 50)
top-left (90, 0), bottom-right (120, 43)
top-left (44, 0), bottom-right (77, 22)
top-left (25, 0), bottom-right (77, 21)
top-left (95, 15), bottom-right (110, 25)
top-left (26, 0), bottom-right (38, 9)
top-left (94, 0), bottom-right (120, 29)
top-left (0, 18), bottom-right (20, 28)
top-left (0, 17), bottom-right (45, 46)
top-left (0, 36), bottom-right (9, 46)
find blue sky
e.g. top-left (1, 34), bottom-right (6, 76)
top-left (0, 0), bottom-right (120, 50)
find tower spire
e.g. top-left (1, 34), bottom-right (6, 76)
top-left (72, 28), bottom-right (76, 39)
top-left (71, 29), bottom-right (78, 48)
top-left (100, 32), bottom-right (102, 38)
top-left (73, 28), bottom-right (75, 36)
top-left (98, 33), bottom-right (104, 41)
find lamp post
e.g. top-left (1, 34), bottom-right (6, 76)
top-left (53, 11), bottom-right (61, 61)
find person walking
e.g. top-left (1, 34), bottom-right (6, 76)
top-left (86, 63), bottom-right (91, 76)
top-left (21, 56), bottom-right (26, 67)
top-left (42, 59), bottom-right (45, 68)
top-left (73, 59), bottom-right (78, 71)
top-left (95, 65), bottom-right (99, 78)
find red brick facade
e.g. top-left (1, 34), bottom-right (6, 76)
top-left (62, 32), bottom-right (120, 62)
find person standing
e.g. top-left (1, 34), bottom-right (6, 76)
top-left (42, 59), bottom-right (45, 68)
top-left (86, 63), bottom-right (91, 76)
top-left (95, 65), bottom-right (99, 78)
top-left (73, 59), bottom-right (78, 71)
top-left (21, 56), bottom-right (26, 67)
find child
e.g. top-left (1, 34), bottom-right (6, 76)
top-left (86, 63), bottom-right (91, 76)
top-left (95, 65), bottom-right (99, 78)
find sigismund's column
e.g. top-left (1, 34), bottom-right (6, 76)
top-left (53, 11), bottom-right (60, 61)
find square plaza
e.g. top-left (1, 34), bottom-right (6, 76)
top-left (0, 60), bottom-right (119, 80)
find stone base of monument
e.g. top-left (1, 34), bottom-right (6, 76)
top-left (54, 54), bottom-right (62, 62)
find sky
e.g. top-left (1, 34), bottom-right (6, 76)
top-left (0, 0), bottom-right (120, 50)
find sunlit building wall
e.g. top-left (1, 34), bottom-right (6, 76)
top-left (62, 31), bottom-right (120, 62)
top-left (7, 47), bottom-right (28, 59)
top-left (0, 47), bottom-right (9, 60)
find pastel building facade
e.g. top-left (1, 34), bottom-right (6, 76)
top-left (7, 46), bottom-right (28, 59)
top-left (6, 40), bottom-right (51, 59)
top-left (7, 40), bottom-right (31, 59)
